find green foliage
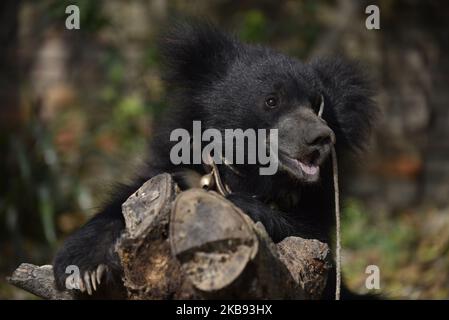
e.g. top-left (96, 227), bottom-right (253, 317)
top-left (239, 10), bottom-right (268, 42)
top-left (342, 199), bottom-right (416, 267)
top-left (144, 46), bottom-right (160, 69)
top-left (340, 199), bottom-right (449, 298)
top-left (2, 112), bottom-right (63, 247)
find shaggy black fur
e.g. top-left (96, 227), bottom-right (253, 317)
top-left (53, 22), bottom-right (377, 299)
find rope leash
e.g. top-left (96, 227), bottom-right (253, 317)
top-left (331, 145), bottom-right (341, 300)
top-left (318, 96), bottom-right (341, 300)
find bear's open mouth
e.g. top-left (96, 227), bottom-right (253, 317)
top-left (298, 161), bottom-right (319, 175)
top-left (278, 152), bottom-right (320, 181)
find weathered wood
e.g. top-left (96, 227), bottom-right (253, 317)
top-left (7, 173), bottom-right (332, 299)
top-left (116, 173), bottom-right (198, 299)
top-left (7, 264), bottom-right (74, 300)
top-left (277, 237), bottom-right (332, 299)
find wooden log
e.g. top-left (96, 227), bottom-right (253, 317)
top-left (7, 264), bottom-right (74, 300)
top-left (116, 173), bottom-right (199, 299)
top-left (7, 173), bottom-right (332, 299)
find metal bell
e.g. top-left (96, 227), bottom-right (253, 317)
top-left (200, 172), bottom-right (214, 189)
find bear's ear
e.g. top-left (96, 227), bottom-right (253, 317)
top-left (309, 57), bottom-right (378, 152)
top-left (161, 22), bottom-right (237, 90)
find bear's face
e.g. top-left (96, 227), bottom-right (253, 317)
top-left (202, 52), bottom-right (335, 183)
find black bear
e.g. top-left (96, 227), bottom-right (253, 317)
top-left (53, 22), bottom-right (377, 299)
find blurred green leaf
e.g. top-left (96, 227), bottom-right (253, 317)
top-left (115, 96), bottom-right (145, 120)
top-left (38, 185), bottom-right (56, 245)
top-left (239, 10), bottom-right (268, 42)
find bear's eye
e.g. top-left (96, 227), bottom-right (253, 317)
top-left (265, 96), bottom-right (278, 108)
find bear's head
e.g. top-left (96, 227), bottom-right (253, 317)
top-left (161, 22), bottom-right (377, 184)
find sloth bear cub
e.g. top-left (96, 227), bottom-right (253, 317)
top-left (53, 22), bottom-right (377, 299)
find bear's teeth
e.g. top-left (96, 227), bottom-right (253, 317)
top-left (298, 161), bottom-right (319, 175)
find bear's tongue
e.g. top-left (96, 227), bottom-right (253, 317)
top-left (298, 161), bottom-right (319, 175)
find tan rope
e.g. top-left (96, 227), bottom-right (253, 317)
top-left (319, 95), bottom-right (341, 300)
top-left (331, 145), bottom-right (341, 300)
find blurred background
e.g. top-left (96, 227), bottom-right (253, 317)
top-left (1, 0), bottom-right (448, 299)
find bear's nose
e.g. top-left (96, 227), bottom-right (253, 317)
top-left (305, 126), bottom-right (334, 147)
